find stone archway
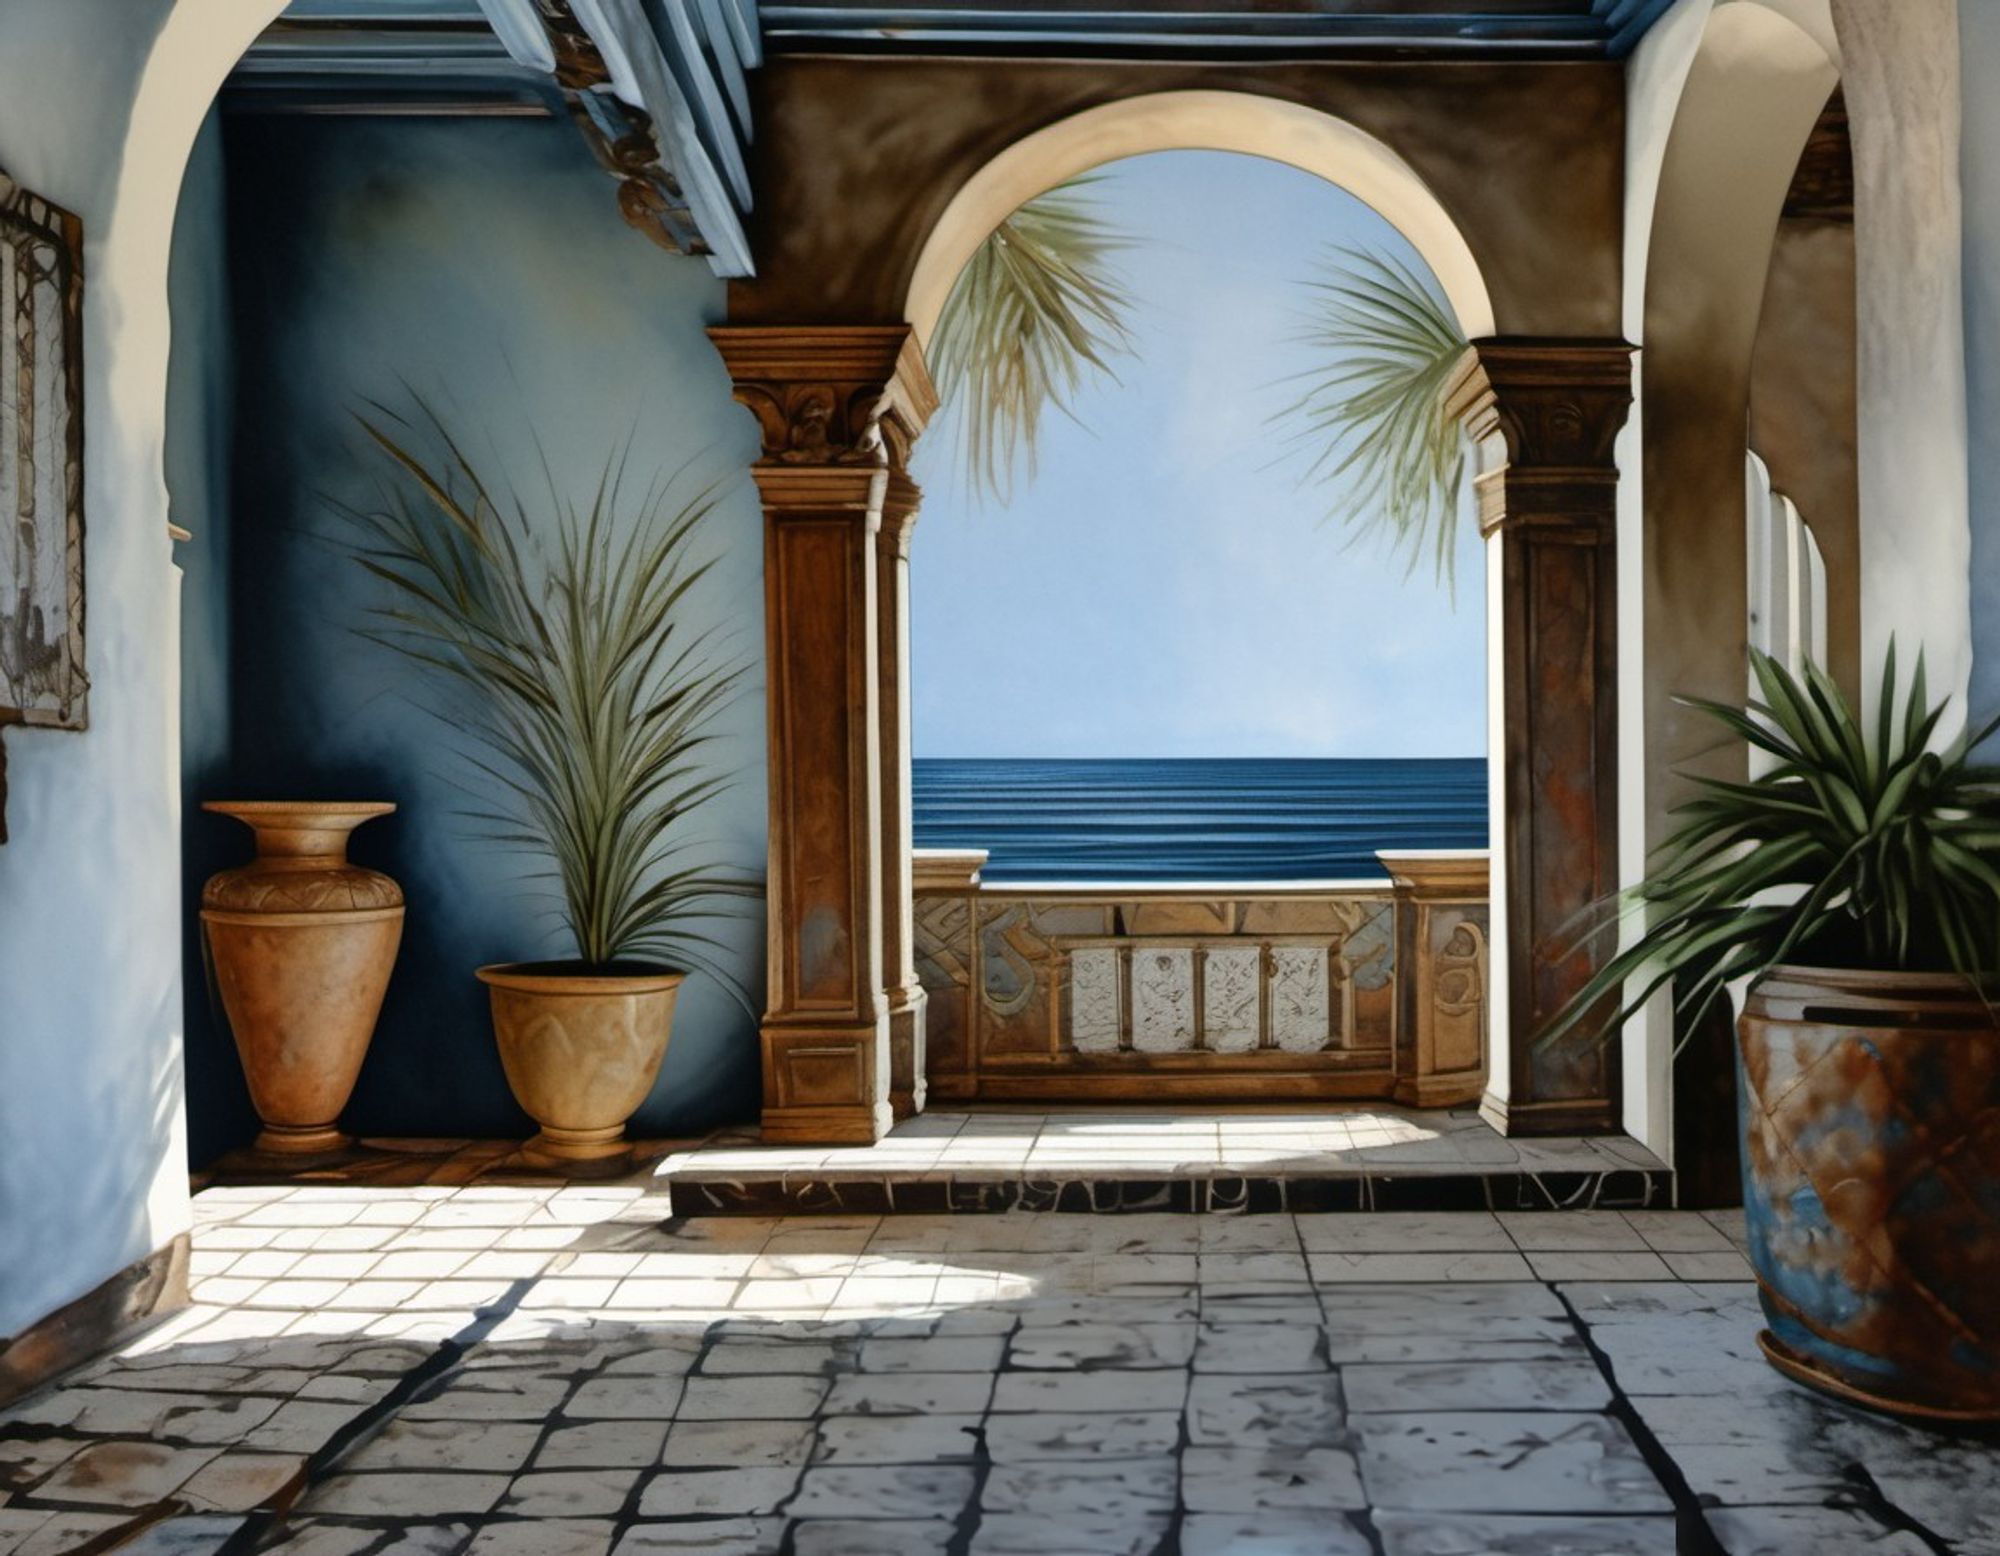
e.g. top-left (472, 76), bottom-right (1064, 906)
top-left (1628, 0), bottom-right (1842, 1189)
top-left (715, 84), bottom-right (1635, 1146)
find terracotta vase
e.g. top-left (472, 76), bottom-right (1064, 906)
top-left (1737, 965), bottom-right (2000, 1421)
top-left (201, 802), bottom-right (404, 1155)
top-left (476, 963), bottom-right (684, 1161)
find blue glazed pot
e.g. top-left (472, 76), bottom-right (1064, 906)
top-left (1737, 965), bottom-right (2000, 1420)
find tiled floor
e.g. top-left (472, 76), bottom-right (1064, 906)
top-left (3, 1182), bottom-right (1994, 1554)
top-left (662, 1109), bottom-right (1670, 1216)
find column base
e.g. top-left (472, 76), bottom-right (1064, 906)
top-left (1482, 1089), bottom-right (1622, 1137)
top-left (761, 1022), bottom-right (893, 1146)
top-left (887, 985), bottom-right (928, 1122)
top-left (761, 1105), bottom-right (893, 1146)
top-left (1394, 1071), bottom-right (1485, 1110)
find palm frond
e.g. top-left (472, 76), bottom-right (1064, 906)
top-left (336, 404), bottom-right (761, 1009)
top-left (928, 178), bottom-right (1138, 504)
top-left (1272, 246), bottom-right (1472, 590)
top-left (1539, 644), bottom-right (2000, 1052)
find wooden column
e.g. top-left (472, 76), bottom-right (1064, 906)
top-left (878, 473), bottom-right (927, 1120)
top-left (710, 325), bottom-right (936, 1145)
top-left (1449, 340), bottom-right (1634, 1136)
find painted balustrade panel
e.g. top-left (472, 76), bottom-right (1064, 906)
top-left (1202, 946), bottom-right (1262, 1053)
top-left (1270, 945), bottom-right (1335, 1052)
top-left (1129, 948), bottom-right (1197, 1051)
top-left (912, 859), bottom-right (1487, 1105)
top-left (1065, 937), bottom-right (1369, 1055)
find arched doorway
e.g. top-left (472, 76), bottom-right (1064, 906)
top-left (906, 147), bottom-right (1492, 1109)
top-left (712, 84), bottom-right (1635, 1145)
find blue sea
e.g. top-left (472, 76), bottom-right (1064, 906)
top-left (912, 758), bottom-right (1487, 883)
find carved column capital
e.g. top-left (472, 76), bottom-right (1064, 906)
top-left (710, 325), bottom-right (938, 472)
top-left (1447, 340), bottom-right (1634, 538)
top-left (878, 471), bottom-right (923, 558)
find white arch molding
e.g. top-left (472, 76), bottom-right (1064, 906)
top-left (0, 0), bottom-right (288, 1344)
top-left (1619, 0), bottom-right (1838, 1163)
top-left (902, 89), bottom-right (1498, 346)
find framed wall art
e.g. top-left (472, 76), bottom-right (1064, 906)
top-left (0, 167), bottom-right (86, 843)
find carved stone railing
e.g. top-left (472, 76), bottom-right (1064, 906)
top-left (912, 849), bottom-right (1489, 1107)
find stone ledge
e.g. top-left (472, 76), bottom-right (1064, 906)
top-left (665, 1167), bottom-right (1672, 1218)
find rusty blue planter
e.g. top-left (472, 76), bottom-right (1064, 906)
top-left (1737, 965), bottom-right (2000, 1420)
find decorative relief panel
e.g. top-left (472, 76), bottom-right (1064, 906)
top-left (1269, 946), bottom-right (1332, 1053)
top-left (1069, 948), bottom-right (1122, 1054)
top-left (913, 896), bottom-right (971, 991)
top-left (1201, 947), bottom-right (1261, 1053)
top-left (1345, 904), bottom-right (1395, 991)
top-left (1130, 948), bottom-right (1196, 1052)
top-left (1430, 907), bottom-right (1489, 1076)
top-left (980, 902), bottom-right (1112, 1057)
top-left (979, 903), bottom-right (1044, 1020)
top-left (913, 895), bottom-right (975, 1086)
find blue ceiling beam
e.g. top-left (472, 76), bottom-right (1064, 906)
top-left (466, 0), bottom-right (558, 70)
top-left (1600, 0), bottom-right (1680, 57)
top-left (566, 0), bottom-right (755, 271)
top-left (756, 2), bottom-right (1668, 56)
top-left (467, 0), bottom-right (758, 274)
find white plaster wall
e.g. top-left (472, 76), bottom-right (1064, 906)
top-left (1831, 0), bottom-right (1971, 730)
top-left (1962, 0), bottom-right (2000, 730)
top-left (0, 0), bottom-right (283, 1337)
top-left (1479, 503), bottom-right (1511, 1124)
top-left (1615, 0), bottom-right (1715, 1161)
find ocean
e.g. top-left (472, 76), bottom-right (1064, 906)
top-left (911, 757), bottom-right (1487, 883)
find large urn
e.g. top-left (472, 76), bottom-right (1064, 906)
top-left (1738, 966), bottom-right (2000, 1420)
top-left (201, 802), bottom-right (404, 1155)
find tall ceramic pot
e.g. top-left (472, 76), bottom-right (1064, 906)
top-left (475, 963), bottom-right (683, 1161)
top-left (202, 802), bottom-right (404, 1155)
top-left (1737, 965), bottom-right (2000, 1420)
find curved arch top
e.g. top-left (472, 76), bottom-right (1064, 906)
top-left (902, 89), bottom-right (1497, 347)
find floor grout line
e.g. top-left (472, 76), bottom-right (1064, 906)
top-left (1550, 1283), bottom-right (1728, 1556)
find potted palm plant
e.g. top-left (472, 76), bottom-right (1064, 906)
top-left (343, 408), bottom-right (758, 1162)
top-left (1546, 647), bottom-right (2000, 1420)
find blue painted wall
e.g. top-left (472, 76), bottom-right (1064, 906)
top-left (1962, 0), bottom-right (2000, 730)
top-left (193, 111), bottom-right (767, 1159)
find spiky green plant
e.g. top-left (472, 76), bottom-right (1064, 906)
top-left (1274, 247), bottom-right (1472, 588)
top-left (928, 178), bottom-right (1137, 504)
top-left (337, 405), bottom-right (759, 1000)
top-left (1541, 646), bottom-right (2000, 1049)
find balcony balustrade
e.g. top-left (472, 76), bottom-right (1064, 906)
top-left (912, 848), bottom-right (1488, 1106)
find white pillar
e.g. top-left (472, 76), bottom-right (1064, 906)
top-left (1832, 0), bottom-right (1972, 726)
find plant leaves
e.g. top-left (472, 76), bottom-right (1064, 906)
top-left (333, 408), bottom-right (763, 1003)
top-left (1537, 642), bottom-right (2000, 1052)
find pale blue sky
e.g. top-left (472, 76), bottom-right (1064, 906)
top-left (909, 149), bottom-right (1486, 759)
